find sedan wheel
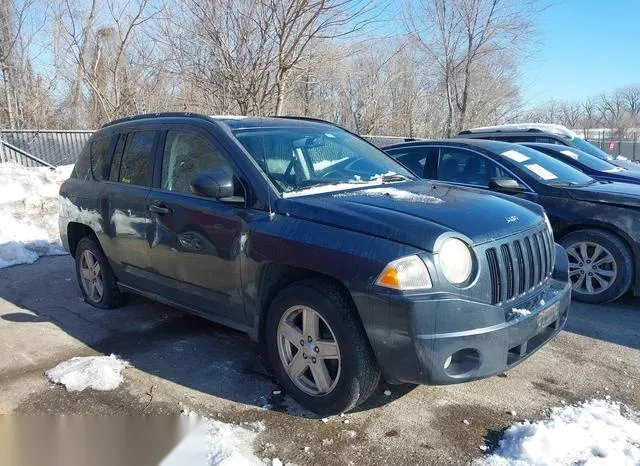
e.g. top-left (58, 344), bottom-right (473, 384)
top-left (277, 305), bottom-right (341, 396)
top-left (559, 229), bottom-right (632, 303)
top-left (566, 241), bottom-right (617, 296)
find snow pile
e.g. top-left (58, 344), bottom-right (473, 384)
top-left (510, 308), bottom-right (531, 318)
top-left (478, 399), bottom-right (640, 466)
top-left (207, 420), bottom-right (264, 465)
top-left (362, 187), bottom-right (444, 204)
top-left (45, 354), bottom-right (130, 391)
top-left (162, 414), bottom-right (264, 466)
top-left (0, 162), bottom-right (74, 268)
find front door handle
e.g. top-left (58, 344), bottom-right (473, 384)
top-left (149, 204), bottom-right (171, 215)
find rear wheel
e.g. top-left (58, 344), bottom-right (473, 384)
top-left (560, 229), bottom-right (633, 303)
top-left (265, 279), bottom-right (380, 415)
top-left (75, 236), bottom-right (124, 309)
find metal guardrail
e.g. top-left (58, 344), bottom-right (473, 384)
top-left (0, 139), bottom-right (56, 168)
top-left (0, 130), bottom-right (93, 167)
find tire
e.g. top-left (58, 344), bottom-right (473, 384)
top-left (265, 279), bottom-right (381, 415)
top-left (75, 236), bottom-right (124, 309)
top-left (559, 229), bottom-right (633, 303)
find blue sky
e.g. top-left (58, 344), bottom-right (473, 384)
top-left (519, 0), bottom-right (640, 105)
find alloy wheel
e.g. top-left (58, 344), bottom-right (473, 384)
top-left (566, 241), bottom-right (617, 295)
top-left (79, 249), bottom-right (104, 303)
top-left (277, 305), bottom-right (341, 396)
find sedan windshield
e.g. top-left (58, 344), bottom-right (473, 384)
top-left (571, 137), bottom-right (614, 161)
top-left (233, 126), bottom-right (415, 196)
top-left (550, 147), bottom-right (623, 172)
top-left (498, 145), bottom-right (595, 186)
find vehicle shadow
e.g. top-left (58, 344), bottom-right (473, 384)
top-left (563, 293), bottom-right (640, 350)
top-left (0, 256), bottom-right (407, 416)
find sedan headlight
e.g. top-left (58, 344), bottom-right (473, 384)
top-left (376, 255), bottom-right (432, 290)
top-left (437, 238), bottom-right (473, 285)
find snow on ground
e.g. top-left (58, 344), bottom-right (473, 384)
top-left (45, 354), bottom-right (130, 392)
top-left (0, 162), bottom-right (74, 268)
top-left (161, 412), bottom-right (265, 466)
top-left (477, 399), bottom-right (640, 466)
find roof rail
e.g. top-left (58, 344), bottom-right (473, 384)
top-left (458, 123), bottom-right (577, 138)
top-left (272, 115), bottom-right (341, 127)
top-left (101, 112), bottom-right (213, 128)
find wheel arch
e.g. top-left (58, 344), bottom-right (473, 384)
top-left (556, 222), bottom-right (636, 261)
top-left (254, 263), bottom-right (361, 344)
top-left (67, 222), bottom-right (100, 258)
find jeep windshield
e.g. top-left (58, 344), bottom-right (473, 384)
top-left (498, 145), bottom-right (596, 187)
top-left (232, 126), bottom-right (415, 196)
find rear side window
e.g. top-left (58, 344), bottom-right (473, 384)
top-left (90, 136), bottom-right (111, 180)
top-left (115, 131), bottom-right (155, 186)
top-left (72, 143), bottom-right (91, 179)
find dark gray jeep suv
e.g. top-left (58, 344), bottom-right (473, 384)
top-left (59, 113), bottom-right (571, 414)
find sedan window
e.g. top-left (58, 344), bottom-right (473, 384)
top-left (386, 147), bottom-right (429, 176)
top-left (438, 148), bottom-right (510, 187)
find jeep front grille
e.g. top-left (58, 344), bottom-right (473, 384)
top-left (486, 228), bottom-right (554, 304)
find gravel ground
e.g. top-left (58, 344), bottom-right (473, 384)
top-left (0, 255), bottom-right (638, 465)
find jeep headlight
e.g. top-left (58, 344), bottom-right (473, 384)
top-left (437, 238), bottom-right (473, 285)
top-left (376, 255), bottom-right (432, 290)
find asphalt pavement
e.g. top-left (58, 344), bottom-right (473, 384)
top-left (0, 255), bottom-right (638, 465)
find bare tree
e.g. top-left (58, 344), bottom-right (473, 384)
top-left (0, 0), bottom-right (50, 128)
top-left (407, 0), bottom-right (536, 136)
top-left (56, 0), bottom-right (162, 127)
top-left (558, 100), bottom-right (582, 129)
top-left (597, 91), bottom-right (628, 136)
top-left (163, 0), bottom-right (277, 115)
top-left (620, 85), bottom-right (640, 122)
top-left (267, 0), bottom-right (379, 115)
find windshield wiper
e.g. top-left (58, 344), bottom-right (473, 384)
top-left (548, 180), bottom-right (595, 187)
top-left (381, 174), bottom-right (410, 182)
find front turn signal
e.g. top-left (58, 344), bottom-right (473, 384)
top-left (375, 255), bottom-right (432, 291)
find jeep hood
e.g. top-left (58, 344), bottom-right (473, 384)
top-left (567, 181), bottom-right (640, 208)
top-left (275, 181), bottom-right (544, 251)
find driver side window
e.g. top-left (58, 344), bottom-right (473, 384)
top-left (161, 131), bottom-right (232, 194)
top-left (438, 148), bottom-right (509, 187)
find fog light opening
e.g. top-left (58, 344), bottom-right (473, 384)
top-left (443, 348), bottom-right (481, 377)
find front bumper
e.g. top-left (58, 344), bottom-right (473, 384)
top-left (354, 243), bottom-right (571, 385)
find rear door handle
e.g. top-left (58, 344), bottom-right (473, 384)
top-left (149, 204), bottom-right (171, 215)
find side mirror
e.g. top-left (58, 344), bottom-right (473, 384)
top-left (191, 170), bottom-right (234, 199)
top-left (488, 177), bottom-right (527, 194)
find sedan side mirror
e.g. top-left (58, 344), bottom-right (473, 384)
top-left (488, 177), bottom-right (527, 194)
top-left (191, 170), bottom-right (235, 199)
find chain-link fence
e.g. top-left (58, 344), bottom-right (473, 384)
top-left (586, 136), bottom-right (640, 161)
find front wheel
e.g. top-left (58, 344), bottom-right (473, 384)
top-left (560, 229), bottom-right (633, 303)
top-left (265, 280), bottom-right (380, 415)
